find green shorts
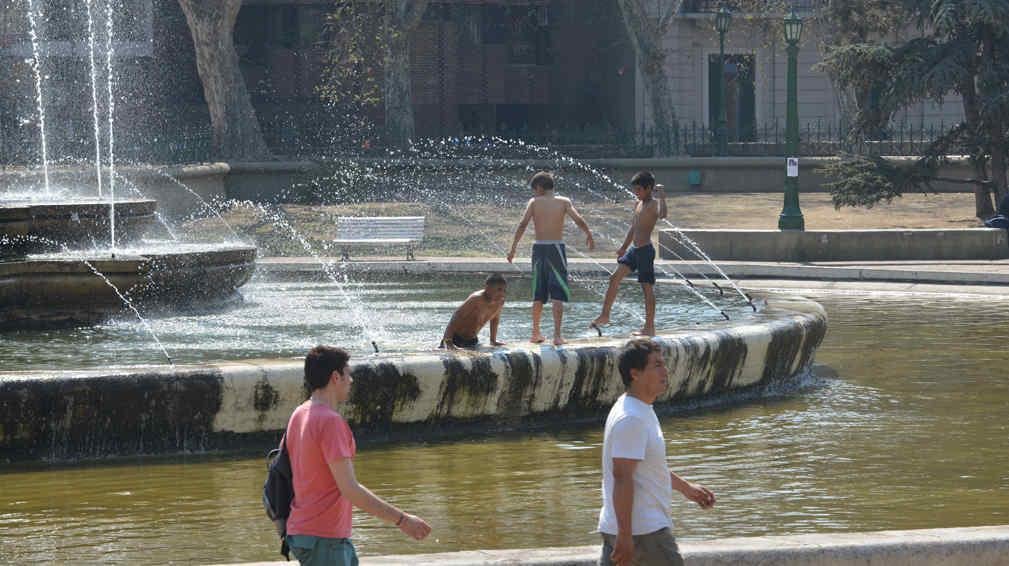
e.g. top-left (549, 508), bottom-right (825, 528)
top-left (286, 534), bottom-right (358, 566)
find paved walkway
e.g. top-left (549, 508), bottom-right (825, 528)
top-left (258, 256), bottom-right (1009, 287)
top-left (224, 525), bottom-right (1009, 566)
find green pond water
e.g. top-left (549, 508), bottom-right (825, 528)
top-left (2, 289), bottom-right (1008, 563)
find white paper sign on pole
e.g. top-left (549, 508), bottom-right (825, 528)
top-left (786, 157), bottom-right (799, 178)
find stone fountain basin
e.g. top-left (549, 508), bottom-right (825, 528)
top-left (0, 244), bottom-right (256, 328)
top-left (0, 292), bottom-right (827, 461)
top-left (0, 198), bottom-right (157, 258)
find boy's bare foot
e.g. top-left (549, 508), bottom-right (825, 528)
top-left (590, 315), bottom-right (609, 329)
top-left (632, 327), bottom-right (656, 337)
top-left (553, 337), bottom-right (567, 346)
top-left (530, 334), bottom-right (546, 344)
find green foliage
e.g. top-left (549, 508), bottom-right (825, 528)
top-left (815, 0), bottom-right (907, 43)
top-left (822, 155), bottom-right (904, 208)
top-left (818, 0), bottom-right (1009, 212)
top-left (317, 2), bottom-right (386, 149)
top-left (318, 2), bottom-right (384, 110)
top-left (823, 154), bottom-right (942, 208)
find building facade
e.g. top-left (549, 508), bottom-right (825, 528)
top-left (0, 0), bottom-right (967, 164)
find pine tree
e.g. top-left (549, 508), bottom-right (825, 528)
top-left (819, 0), bottom-right (1009, 219)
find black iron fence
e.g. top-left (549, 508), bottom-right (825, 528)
top-left (1, 118), bottom-right (961, 168)
top-left (519, 119), bottom-right (960, 158)
top-left (682, 0), bottom-right (820, 13)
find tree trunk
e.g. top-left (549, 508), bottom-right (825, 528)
top-left (982, 28), bottom-right (1007, 207)
top-left (615, 0), bottom-right (679, 155)
top-left (830, 77), bottom-right (858, 138)
top-left (960, 75), bottom-right (996, 219)
top-left (178, 0), bottom-right (270, 160)
top-left (383, 0), bottom-right (428, 147)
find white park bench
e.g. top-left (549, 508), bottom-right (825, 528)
top-left (333, 216), bottom-right (425, 261)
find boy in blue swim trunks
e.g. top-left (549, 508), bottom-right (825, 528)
top-left (507, 171), bottom-right (595, 345)
top-left (591, 171), bottom-right (667, 336)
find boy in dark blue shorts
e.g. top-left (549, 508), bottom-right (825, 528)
top-left (591, 172), bottom-right (666, 336)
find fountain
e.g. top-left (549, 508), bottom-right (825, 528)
top-left (0, 4), bottom-right (826, 463)
top-left (0, 1), bottom-right (256, 328)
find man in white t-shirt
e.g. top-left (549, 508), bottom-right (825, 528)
top-left (598, 338), bottom-right (716, 565)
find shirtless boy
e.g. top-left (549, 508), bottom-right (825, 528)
top-left (591, 171), bottom-right (667, 336)
top-left (440, 273), bottom-right (507, 350)
top-left (507, 171), bottom-right (594, 346)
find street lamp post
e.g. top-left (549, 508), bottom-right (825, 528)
top-left (778, 10), bottom-right (805, 230)
top-left (715, 6), bottom-right (731, 156)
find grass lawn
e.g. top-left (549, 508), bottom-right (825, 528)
top-left (184, 192), bottom-right (983, 258)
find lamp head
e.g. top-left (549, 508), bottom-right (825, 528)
top-left (784, 10), bottom-right (803, 44)
top-left (715, 6), bottom-right (732, 35)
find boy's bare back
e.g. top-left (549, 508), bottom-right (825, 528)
top-left (528, 194), bottom-right (573, 241)
top-left (508, 174), bottom-right (594, 264)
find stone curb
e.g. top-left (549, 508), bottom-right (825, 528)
top-left (256, 257), bottom-right (1009, 286)
top-left (225, 525), bottom-right (1009, 565)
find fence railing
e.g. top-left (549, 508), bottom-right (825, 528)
top-left (516, 119), bottom-right (960, 159)
top-left (682, 0), bottom-right (820, 14)
top-left (0, 118), bottom-right (961, 169)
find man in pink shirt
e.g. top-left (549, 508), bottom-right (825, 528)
top-left (284, 345), bottom-right (431, 564)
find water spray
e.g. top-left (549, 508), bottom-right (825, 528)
top-left (25, 0), bottom-right (50, 195)
top-left (84, 0), bottom-right (104, 198)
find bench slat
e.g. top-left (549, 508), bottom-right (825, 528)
top-left (334, 216), bottom-right (425, 253)
top-left (334, 239), bottom-right (420, 244)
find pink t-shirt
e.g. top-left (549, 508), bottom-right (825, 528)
top-left (284, 400), bottom-right (357, 539)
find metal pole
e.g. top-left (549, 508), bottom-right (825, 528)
top-left (778, 38), bottom-right (805, 230)
top-left (717, 30), bottom-right (728, 156)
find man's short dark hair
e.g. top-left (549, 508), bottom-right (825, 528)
top-left (530, 171), bottom-right (555, 191)
top-left (304, 345), bottom-right (350, 391)
top-left (485, 273), bottom-right (507, 286)
top-left (630, 171), bottom-right (655, 190)
top-left (618, 338), bottom-right (661, 387)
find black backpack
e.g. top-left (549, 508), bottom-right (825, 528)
top-left (263, 435), bottom-right (295, 560)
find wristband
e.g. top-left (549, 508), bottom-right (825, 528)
top-left (395, 513), bottom-right (405, 526)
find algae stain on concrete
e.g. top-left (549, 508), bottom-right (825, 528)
top-left (763, 314), bottom-right (828, 381)
top-left (253, 378), bottom-right (280, 412)
top-left (1, 370), bottom-right (225, 461)
top-left (437, 356), bottom-right (498, 417)
top-left (349, 363), bottom-right (421, 429)
top-left (797, 315), bottom-right (828, 370)
top-left (567, 347), bottom-right (616, 413)
top-left (496, 351), bottom-right (541, 418)
top-left (677, 332), bottom-right (748, 398)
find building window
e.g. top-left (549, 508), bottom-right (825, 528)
top-left (505, 5), bottom-right (551, 65)
top-left (708, 53), bottom-right (756, 141)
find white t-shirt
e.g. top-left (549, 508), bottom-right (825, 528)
top-left (598, 393), bottom-right (673, 535)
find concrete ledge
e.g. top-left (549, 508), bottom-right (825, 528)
top-left (660, 228), bottom-right (1009, 261)
top-left (256, 256), bottom-right (1009, 286)
top-left (289, 525), bottom-right (1009, 565)
top-left (0, 292), bottom-right (825, 461)
top-left (332, 156), bottom-right (977, 193)
top-left (224, 161), bottom-right (320, 201)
